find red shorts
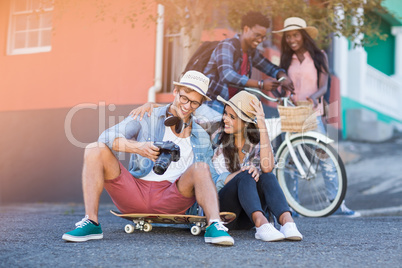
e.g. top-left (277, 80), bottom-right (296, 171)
top-left (104, 162), bottom-right (196, 214)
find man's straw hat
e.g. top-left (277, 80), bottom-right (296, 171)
top-left (173, 70), bottom-right (212, 101)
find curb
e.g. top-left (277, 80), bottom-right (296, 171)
top-left (357, 206), bottom-right (402, 217)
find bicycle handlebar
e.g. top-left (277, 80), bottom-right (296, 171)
top-left (242, 87), bottom-right (278, 102)
top-left (241, 86), bottom-right (295, 107)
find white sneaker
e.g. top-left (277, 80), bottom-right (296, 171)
top-left (280, 222), bottom-right (303, 241)
top-left (255, 223), bottom-right (285, 242)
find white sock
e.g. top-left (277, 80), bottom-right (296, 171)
top-left (208, 219), bottom-right (221, 224)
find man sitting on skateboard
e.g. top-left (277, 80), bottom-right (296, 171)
top-left (62, 71), bottom-right (234, 246)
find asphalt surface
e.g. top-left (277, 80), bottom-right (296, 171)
top-left (264, 104), bottom-right (402, 216)
top-left (337, 131), bottom-right (402, 216)
top-left (0, 203), bottom-right (401, 267)
top-left (1, 131), bottom-right (402, 267)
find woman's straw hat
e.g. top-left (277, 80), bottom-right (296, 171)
top-left (217, 91), bottom-right (259, 124)
top-left (273, 17), bottom-right (318, 39)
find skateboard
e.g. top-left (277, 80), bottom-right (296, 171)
top-left (110, 210), bottom-right (236, 236)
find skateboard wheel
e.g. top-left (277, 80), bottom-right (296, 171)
top-left (191, 226), bottom-right (201, 236)
top-left (125, 224), bottom-right (135, 234)
top-left (143, 223), bottom-right (152, 232)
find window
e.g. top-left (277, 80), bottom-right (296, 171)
top-left (7, 0), bottom-right (54, 55)
top-left (162, 33), bottom-right (183, 93)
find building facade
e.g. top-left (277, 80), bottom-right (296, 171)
top-left (333, 0), bottom-right (402, 141)
top-left (1, 0), bottom-right (398, 203)
top-left (0, 0), bottom-right (158, 203)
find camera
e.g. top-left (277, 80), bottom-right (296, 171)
top-left (153, 141), bottom-right (180, 175)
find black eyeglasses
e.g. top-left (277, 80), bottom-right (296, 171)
top-left (250, 29), bottom-right (267, 41)
top-left (178, 92), bottom-right (202, 109)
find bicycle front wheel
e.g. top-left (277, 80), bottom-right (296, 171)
top-left (276, 137), bottom-right (347, 217)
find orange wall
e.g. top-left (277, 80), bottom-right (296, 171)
top-left (0, 1), bottom-right (157, 112)
top-left (201, 28), bottom-right (236, 42)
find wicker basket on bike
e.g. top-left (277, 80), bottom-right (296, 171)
top-left (277, 101), bottom-right (318, 132)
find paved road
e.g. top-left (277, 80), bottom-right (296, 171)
top-left (0, 203), bottom-right (401, 267)
top-left (264, 104), bottom-right (402, 216)
top-left (338, 132), bottom-right (402, 216)
top-left (1, 120), bottom-right (402, 266)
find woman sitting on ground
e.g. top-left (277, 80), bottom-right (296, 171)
top-left (210, 91), bottom-right (302, 241)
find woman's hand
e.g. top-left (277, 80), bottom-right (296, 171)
top-left (277, 73), bottom-right (295, 94)
top-left (289, 94), bottom-right (297, 105)
top-left (249, 99), bottom-right (266, 129)
top-left (129, 102), bottom-right (156, 120)
top-left (306, 96), bottom-right (319, 108)
top-left (241, 165), bottom-right (260, 182)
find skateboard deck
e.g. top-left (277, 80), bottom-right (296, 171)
top-left (110, 210), bottom-right (236, 236)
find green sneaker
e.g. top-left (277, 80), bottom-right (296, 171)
top-left (204, 222), bottom-right (234, 246)
top-left (62, 216), bottom-right (103, 242)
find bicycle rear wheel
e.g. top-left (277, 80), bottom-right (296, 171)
top-left (276, 137), bottom-right (347, 217)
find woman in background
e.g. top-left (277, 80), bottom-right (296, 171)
top-left (274, 17), bottom-right (360, 217)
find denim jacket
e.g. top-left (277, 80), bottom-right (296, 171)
top-left (98, 105), bottom-right (224, 185)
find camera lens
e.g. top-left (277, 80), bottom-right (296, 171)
top-left (153, 163), bottom-right (166, 175)
top-left (153, 152), bottom-right (173, 175)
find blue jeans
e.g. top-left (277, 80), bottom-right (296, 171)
top-left (285, 116), bottom-right (338, 202)
top-left (315, 116), bottom-right (338, 200)
top-left (218, 171), bottom-right (290, 230)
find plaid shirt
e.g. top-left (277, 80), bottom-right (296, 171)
top-left (204, 34), bottom-right (286, 113)
top-left (210, 123), bottom-right (260, 191)
top-left (209, 122), bottom-right (276, 191)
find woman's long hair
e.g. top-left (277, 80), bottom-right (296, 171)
top-left (218, 119), bottom-right (260, 173)
top-left (279, 29), bottom-right (329, 84)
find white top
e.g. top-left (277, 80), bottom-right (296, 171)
top-left (212, 151), bottom-right (230, 174)
top-left (140, 126), bottom-right (194, 183)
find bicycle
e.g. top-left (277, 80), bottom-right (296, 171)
top-left (243, 87), bottom-right (347, 217)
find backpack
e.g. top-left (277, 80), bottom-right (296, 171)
top-left (318, 50), bottom-right (331, 104)
top-left (317, 69), bottom-right (331, 104)
top-left (183, 37), bottom-right (242, 74)
top-left (183, 41), bottom-right (220, 73)
top-left (323, 74), bottom-right (331, 103)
